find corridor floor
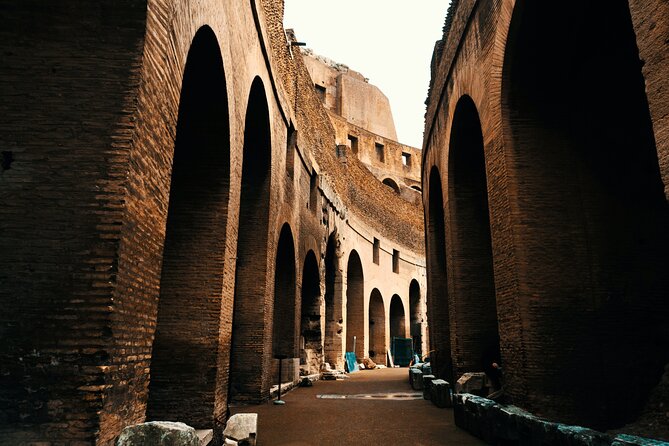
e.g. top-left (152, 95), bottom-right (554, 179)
top-left (230, 367), bottom-right (486, 445)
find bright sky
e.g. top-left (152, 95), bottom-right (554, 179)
top-left (284, 1), bottom-right (450, 149)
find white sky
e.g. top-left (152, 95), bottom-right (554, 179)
top-left (284, 1), bottom-right (450, 149)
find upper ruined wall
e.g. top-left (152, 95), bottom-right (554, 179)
top-left (302, 49), bottom-right (399, 142)
top-left (260, 0), bottom-right (424, 254)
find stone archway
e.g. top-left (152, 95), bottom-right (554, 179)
top-left (447, 95), bottom-right (499, 379)
top-left (229, 76), bottom-right (272, 403)
top-left (346, 250), bottom-right (365, 360)
top-left (148, 26), bottom-right (231, 427)
top-left (368, 288), bottom-right (386, 365)
top-left (426, 166), bottom-right (452, 380)
top-left (300, 250), bottom-right (322, 374)
top-left (502, 0), bottom-right (669, 428)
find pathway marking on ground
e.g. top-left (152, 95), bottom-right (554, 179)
top-left (316, 392), bottom-right (423, 400)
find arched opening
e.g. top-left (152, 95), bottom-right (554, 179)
top-left (411, 185), bottom-right (422, 192)
top-left (273, 224), bottom-right (297, 357)
top-left (229, 77), bottom-right (272, 403)
top-left (368, 289), bottom-right (386, 365)
top-left (426, 166), bottom-right (452, 380)
top-left (389, 294), bottom-right (406, 339)
top-left (447, 95), bottom-right (500, 379)
top-left (409, 280), bottom-right (422, 355)
top-left (502, 0), bottom-right (669, 428)
top-left (300, 250), bottom-right (322, 375)
top-left (323, 232), bottom-right (342, 368)
top-left (345, 250), bottom-right (365, 360)
top-left (147, 26), bottom-right (230, 427)
top-left (382, 178), bottom-right (400, 194)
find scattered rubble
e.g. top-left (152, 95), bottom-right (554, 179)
top-left (223, 414), bottom-right (257, 446)
top-left (116, 421), bottom-right (199, 446)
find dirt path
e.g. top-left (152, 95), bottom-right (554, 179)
top-left (230, 367), bottom-right (486, 445)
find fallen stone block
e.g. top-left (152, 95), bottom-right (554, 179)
top-left (223, 414), bottom-right (257, 446)
top-left (422, 374), bottom-right (436, 400)
top-left (410, 368), bottom-right (423, 390)
top-left (430, 379), bottom-right (452, 408)
top-left (116, 421), bottom-right (199, 446)
top-left (612, 434), bottom-right (669, 446)
top-left (455, 372), bottom-right (488, 395)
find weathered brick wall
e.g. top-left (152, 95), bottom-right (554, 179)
top-left (424, 0), bottom-right (669, 433)
top-left (0, 0), bottom-right (427, 444)
top-left (0, 1), bottom-right (148, 443)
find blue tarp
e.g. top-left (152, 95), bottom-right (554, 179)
top-left (345, 352), bottom-right (359, 373)
top-left (391, 337), bottom-right (413, 367)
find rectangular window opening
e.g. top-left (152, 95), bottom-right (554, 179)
top-left (309, 173), bottom-right (319, 214)
top-left (392, 249), bottom-right (400, 274)
top-left (402, 152), bottom-right (411, 167)
top-left (348, 135), bottom-right (359, 154)
top-left (315, 84), bottom-right (326, 102)
top-left (375, 143), bottom-right (385, 163)
top-left (373, 238), bottom-right (380, 265)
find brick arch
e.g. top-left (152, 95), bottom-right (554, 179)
top-left (324, 231), bottom-right (343, 368)
top-left (501, 0), bottom-right (669, 428)
top-left (426, 166), bottom-right (453, 381)
top-left (382, 177), bottom-right (400, 194)
top-left (147, 25), bottom-right (230, 428)
top-left (300, 250), bottom-right (322, 374)
top-left (409, 279), bottom-right (422, 355)
top-left (447, 94), bottom-right (499, 380)
top-left (389, 294), bottom-right (406, 339)
top-left (346, 249), bottom-right (365, 359)
top-left (273, 223), bottom-right (297, 358)
top-left (368, 288), bottom-right (386, 365)
top-left (229, 76), bottom-right (272, 403)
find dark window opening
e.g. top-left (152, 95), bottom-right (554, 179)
top-left (392, 249), bottom-right (400, 274)
top-left (402, 152), bottom-right (411, 167)
top-left (348, 135), bottom-right (359, 154)
top-left (373, 238), bottom-right (380, 265)
top-left (315, 84), bottom-right (326, 102)
top-left (375, 143), bottom-right (385, 162)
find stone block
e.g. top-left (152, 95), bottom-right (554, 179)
top-left (430, 379), bottom-right (452, 408)
top-left (612, 434), bottom-right (669, 446)
top-left (455, 372), bottom-right (487, 395)
top-left (410, 368), bottom-right (423, 390)
top-left (223, 414), bottom-right (257, 446)
top-left (116, 421), bottom-right (199, 446)
top-left (422, 374), bottom-right (436, 400)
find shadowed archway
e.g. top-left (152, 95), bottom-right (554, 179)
top-left (300, 250), bottom-right (322, 374)
top-left (368, 288), bottom-right (386, 365)
top-left (447, 95), bottom-right (499, 380)
top-left (346, 250), bottom-right (365, 360)
top-left (502, 0), bottom-right (669, 428)
top-left (426, 166), bottom-right (452, 381)
top-left (147, 26), bottom-right (231, 427)
top-left (229, 76), bottom-right (272, 403)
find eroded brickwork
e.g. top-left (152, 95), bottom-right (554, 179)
top-left (0, 0), bottom-right (427, 444)
top-left (424, 0), bottom-right (669, 437)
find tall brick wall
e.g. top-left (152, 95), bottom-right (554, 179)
top-left (0, 0), bottom-right (428, 443)
top-left (424, 0), bottom-right (669, 432)
top-left (0, 1), bottom-right (148, 443)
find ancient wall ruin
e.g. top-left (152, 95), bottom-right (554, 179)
top-left (424, 0), bottom-right (669, 438)
top-left (0, 0), bottom-right (427, 444)
top-left (303, 50), bottom-right (423, 203)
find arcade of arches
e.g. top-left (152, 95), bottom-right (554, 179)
top-left (1, 0), bottom-right (668, 444)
